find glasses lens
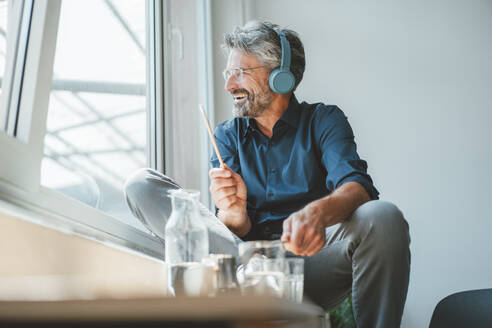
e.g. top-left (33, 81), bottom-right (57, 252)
top-left (223, 68), bottom-right (243, 81)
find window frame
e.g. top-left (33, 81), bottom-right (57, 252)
top-left (0, 0), bottom-right (34, 136)
top-left (147, 0), bottom-right (164, 172)
top-left (0, 0), bottom-right (56, 192)
top-left (0, 0), bottom-right (168, 259)
top-left (161, 0), bottom-right (214, 208)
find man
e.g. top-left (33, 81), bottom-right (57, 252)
top-left (208, 21), bottom-right (410, 327)
top-left (125, 21), bottom-right (410, 328)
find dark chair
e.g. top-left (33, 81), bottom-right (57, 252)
top-left (429, 289), bottom-right (492, 328)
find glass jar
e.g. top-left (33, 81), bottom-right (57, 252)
top-left (165, 189), bottom-right (210, 296)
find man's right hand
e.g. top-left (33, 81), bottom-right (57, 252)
top-left (209, 165), bottom-right (250, 237)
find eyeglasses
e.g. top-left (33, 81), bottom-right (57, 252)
top-left (222, 66), bottom-right (264, 81)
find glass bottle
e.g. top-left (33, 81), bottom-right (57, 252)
top-left (165, 189), bottom-right (209, 296)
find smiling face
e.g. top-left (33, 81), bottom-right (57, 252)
top-left (224, 49), bottom-right (274, 118)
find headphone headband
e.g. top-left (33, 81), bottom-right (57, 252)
top-left (276, 30), bottom-right (291, 71)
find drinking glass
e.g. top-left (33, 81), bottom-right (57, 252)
top-left (237, 240), bottom-right (285, 297)
top-left (283, 258), bottom-right (304, 303)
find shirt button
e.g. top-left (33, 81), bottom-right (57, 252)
top-left (268, 191), bottom-right (274, 197)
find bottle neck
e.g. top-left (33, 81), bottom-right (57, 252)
top-left (169, 190), bottom-right (201, 226)
top-left (171, 195), bottom-right (196, 215)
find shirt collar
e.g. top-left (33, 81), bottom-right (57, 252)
top-left (243, 94), bottom-right (301, 137)
top-left (278, 94), bottom-right (301, 129)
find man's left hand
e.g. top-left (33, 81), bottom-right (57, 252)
top-left (281, 203), bottom-right (327, 257)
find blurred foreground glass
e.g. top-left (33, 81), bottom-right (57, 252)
top-left (41, 0), bottom-right (148, 231)
top-left (283, 258), bottom-right (304, 303)
top-left (238, 240), bottom-right (286, 297)
top-left (202, 254), bottom-right (239, 296)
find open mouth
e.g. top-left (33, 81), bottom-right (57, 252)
top-left (232, 90), bottom-right (248, 104)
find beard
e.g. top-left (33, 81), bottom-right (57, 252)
top-left (232, 87), bottom-right (273, 118)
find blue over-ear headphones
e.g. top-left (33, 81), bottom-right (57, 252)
top-left (269, 30), bottom-right (296, 94)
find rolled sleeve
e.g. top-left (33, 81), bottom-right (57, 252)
top-left (337, 171), bottom-right (379, 200)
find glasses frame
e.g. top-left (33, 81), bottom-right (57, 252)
top-left (222, 66), bottom-right (264, 81)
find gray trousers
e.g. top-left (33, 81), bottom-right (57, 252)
top-left (125, 168), bottom-right (411, 328)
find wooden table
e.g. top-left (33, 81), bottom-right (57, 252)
top-left (0, 295), bottom-right (326, 327)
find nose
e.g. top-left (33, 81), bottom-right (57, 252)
top-left (224, 74), bottom-right (239, 92)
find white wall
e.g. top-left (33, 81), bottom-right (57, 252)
top-left (212, 0), bottom-right (492, 326)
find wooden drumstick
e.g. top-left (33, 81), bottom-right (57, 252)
top-left (199, 104), bottom-right (225, 168)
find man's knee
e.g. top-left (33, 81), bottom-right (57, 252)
top-left (124, 168), bottom-right (154, 200)
top-left (354, 200), bottom-right (410, 249)
top-left (124, 168), bottom-right (180, 202)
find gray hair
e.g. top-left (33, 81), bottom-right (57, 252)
top-left (223, 21), bottom-right (305, 92)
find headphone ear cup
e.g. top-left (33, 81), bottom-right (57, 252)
top-left (269, 68), bottom-right (295, 94)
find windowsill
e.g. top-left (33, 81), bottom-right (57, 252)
top-left (0, 177), bottom-right (164, 259)
top-left (0, 198), bottom-right (169, 301)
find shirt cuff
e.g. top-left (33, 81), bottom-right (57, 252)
top-left (338, 175), bottom-right (380, 200)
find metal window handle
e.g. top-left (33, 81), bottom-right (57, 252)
top-left (169, 24), bottom-right (183, 60)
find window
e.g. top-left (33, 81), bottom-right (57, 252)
top-left (0, 0), bottom-right (164, 258)
top-left (41, 0), bottom-right (148, 231)
top-left (0, 0), bottom-right (213, 259)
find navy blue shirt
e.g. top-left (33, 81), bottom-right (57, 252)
top-left (211, 95), bottom-right (378, 240)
